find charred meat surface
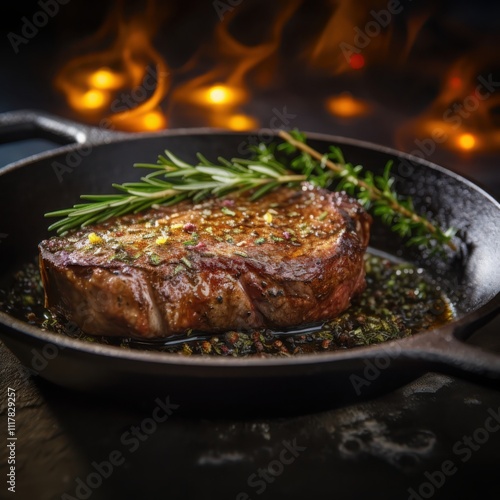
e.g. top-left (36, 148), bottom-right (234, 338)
top-left (39, 185), bottom-right (372, 338)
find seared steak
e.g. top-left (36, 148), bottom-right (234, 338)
top-left (39, 185), bottom-right (371, 338)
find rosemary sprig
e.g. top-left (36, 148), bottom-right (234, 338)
top-left (45, 149), bottom-right (315, 235)
top-left (277, 130), bottom-right (457, 251)
top-left (45, 131), bottom-right (456, 251)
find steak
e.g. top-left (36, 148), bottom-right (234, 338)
top-left (39, 185), bottom-right (372, 338)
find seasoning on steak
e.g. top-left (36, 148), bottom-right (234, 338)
top-left (39, 185), bottom-right (372, 339)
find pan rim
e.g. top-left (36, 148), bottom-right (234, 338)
top-left (0, 127), bottom-right (500, 209)
top-left (2, 126), bottom-right (499, 208)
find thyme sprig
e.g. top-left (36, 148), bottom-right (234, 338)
top-left (45, 131), bottom-right (456, 251)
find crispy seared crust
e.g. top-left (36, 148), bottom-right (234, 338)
top-left (39, 185), bottom-right (371, 338)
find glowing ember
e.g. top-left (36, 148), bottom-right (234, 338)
top-left (208, 85), bottom-right (233, 104)
top-left (449, 76), bottom-right (463, 90)
top-left (186, 84), bottom-right (247, 108)
top-left (88, 68), bottom-right (126, 90)
top-left (326, 93), bottom-right (370, 118)
top-left (226, 114), bottom-right (258, 131)
top-left (140, 110), bottom-right (167, 131)
top-left (82, 90), bottom-right (108, 109)
top-left (349, 54), bottom-right (365, 70)
top-left (457, 133), bottom-right (476, 150)
top-left (69, 89), bottom-right (109, 111)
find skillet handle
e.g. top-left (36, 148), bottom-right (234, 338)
top-left (400, 324), bottom-right (500, 383)
top-left (0, 109), bottom-right (122, 147)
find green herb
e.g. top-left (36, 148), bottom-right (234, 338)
top-left (181, 256), bottom-right (192, 269)
top-left (148, 253), bottom-right (162, 266)
top-left (233, 250), bottom-right (248, 257)
top-left (183, 232), bottom-right (199, 246)
top-left (318, 211), bottom-right (328, 221)
top-left (254, 237), bottom-right (266, 245)
top-left (44, 130), bottom-right (456, 251)
top-left (221, 207), bottom-right (236, 216)
top-left (111, 249), bottom-right (139, 263)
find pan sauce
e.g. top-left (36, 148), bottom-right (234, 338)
top-left (1, 251), bottom-right (454, 356)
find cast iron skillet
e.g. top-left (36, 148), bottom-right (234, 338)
top-left (0, 110), bottom-right (499, 411)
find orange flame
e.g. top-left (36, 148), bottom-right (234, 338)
top-left (396, 54), bottom-right (500, 154)
top-left (170, 1), bottom-right (301, 129)
top-left (54, 1), bottom-right (169, 131)
top-left (308, 0), bottom-right (431, 74)
top-left (326, 92), bottom-right (371, 118)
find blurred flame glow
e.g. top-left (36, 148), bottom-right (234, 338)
top-left (326, 93), bottom-right (370, 117)
top-left (226, 114), bottom-right (258, 130)
top-left (55, 4), bottom-right (169, 131)
top-left (69, 89), bottom-right (109, 111)
top-left (457, 133), bottom-right (476, 150)
top-left (88, 68), bottom-right (126, 90)
top-left (187, 84), bottom-right (246, 107)
top-left (208, 85), bottom-right (232, 104)
top-left (82, 90), bottom-right (108, 109)
top-left (349, 54), bottom-right (365, 70)
top-left (449, 76), bottom-right (462, 90)
top-left (171, 2), bottom-right (300, 129)
top-left (397, 53), bottom-right (500, 155)
top-left (141, 110), bottom-right (167, 130)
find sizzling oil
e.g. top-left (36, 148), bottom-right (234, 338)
top-left (0, 252), bottom-right (454, 357)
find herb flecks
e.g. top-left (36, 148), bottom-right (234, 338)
top-left (181, 256), bottom-right (192, 269)
top-left (148, 253), bottom-right (162, 266)
top-left (221, 207), bottom-right (236, 216)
